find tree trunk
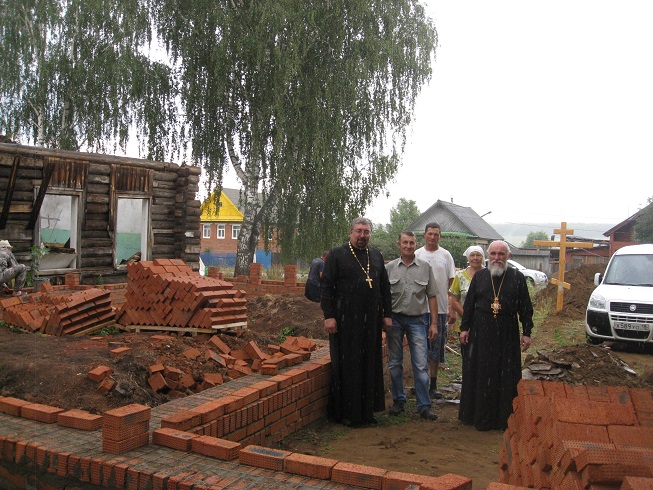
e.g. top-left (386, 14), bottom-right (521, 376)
top-left (234, 181), bottom-right (262, 277)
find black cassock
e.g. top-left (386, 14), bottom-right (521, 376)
top-left (458, 267), bottom-right (533, 431)
top-left (320, 242), bottom-right (392, 425)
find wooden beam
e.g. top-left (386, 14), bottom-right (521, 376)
top-left (26, 159), bottom-right (55, 230)
top-left (0, 155), bottom-right (20, 230)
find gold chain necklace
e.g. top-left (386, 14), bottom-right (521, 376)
top-left (490, 268), bottom-right (507, 318)
top-left (349, 242), bottom-right (373, 288)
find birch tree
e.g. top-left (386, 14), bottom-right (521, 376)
top-left (0, 0), bottom-right (178, 158)
top-left (156, 0), bottom-right (437, 274)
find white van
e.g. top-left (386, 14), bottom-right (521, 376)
top-left (585, 244), bottom-right (653, 344)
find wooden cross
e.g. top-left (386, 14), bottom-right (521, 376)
top-left (534, 222), bottom-right (594, 312)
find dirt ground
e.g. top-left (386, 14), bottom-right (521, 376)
top-left (1, 263), bottom-right (652, 488)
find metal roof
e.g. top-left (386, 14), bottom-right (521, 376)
top-left (409, 200), bottom-right (504, 241)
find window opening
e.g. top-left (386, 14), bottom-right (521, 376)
top-left (115, 197), bottom-right (150, 267)
top-left (38, 193), bottom-right (79, 271)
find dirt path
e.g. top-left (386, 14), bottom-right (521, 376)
top-left (1, 264), bottom-right (652, 488)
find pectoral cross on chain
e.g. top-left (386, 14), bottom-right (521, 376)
top-left (491, 297), bottom-right (501, 318)
top-left (365, 277), bottom-right (373, 288)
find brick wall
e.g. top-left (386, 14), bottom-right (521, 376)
top-left (498, 379), bottom-right (653, 489)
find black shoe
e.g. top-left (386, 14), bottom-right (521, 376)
top-left (430, 390), bottom-right (443, 400)
top-left (388, 402), bottom-right (405, 416)
top-left (420, 409), bottom-right (438, 420)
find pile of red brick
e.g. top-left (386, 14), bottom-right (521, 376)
top-left (143, 334), bottom-right (319, 396)
top-left (0, 287), bottom-right (114, 335)
top-left (499, 379), bottom-right (653, 489)
top-left (115, 259), bottom-right (247, 329)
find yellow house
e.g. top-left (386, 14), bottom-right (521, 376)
top-left (199, 188), bottom-right (274, 268)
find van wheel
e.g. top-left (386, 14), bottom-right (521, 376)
top-left (586, 334), bottom-right (603, 345)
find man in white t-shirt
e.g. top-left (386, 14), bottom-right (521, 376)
top-left (415, 222), bottom-right (456, 399)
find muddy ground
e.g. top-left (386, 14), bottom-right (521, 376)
top-left (1, 263), bottom-right (652, 488)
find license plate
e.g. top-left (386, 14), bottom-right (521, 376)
top-left (614, 321), bottom-right (650, 332)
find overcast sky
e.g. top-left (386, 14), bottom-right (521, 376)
top-left (365, 0), bottom-right (653, 228)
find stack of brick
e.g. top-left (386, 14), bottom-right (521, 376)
top-left (115, 259), bottom-right (248, 329)
top-left (0, 288), bottom-right (114, 335)
top-left (499, 379), bottom-right (653, 489)
top-left (102, 404), bottom-right (151, 454)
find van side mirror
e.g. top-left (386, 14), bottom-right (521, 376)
top-left (594, 272), bottom-right (602, 286)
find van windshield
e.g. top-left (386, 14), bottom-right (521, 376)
top-left (604, 254), bottom-right (653, 286)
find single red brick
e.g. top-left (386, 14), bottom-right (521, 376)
top-left (331, 461), bottom-right (387, 489)
top-left (240, 443), bottom-right (292, 472)
top-left (284, 452), bottom-right (338, 480)
top-left (152, 428), bottom-right (197, 451)
top-left (148, 372), bottom-right (169, 392)
top-left (191, 435), bottom-right (241, 461)
top-left (104, 404), bottom-right (151, 426)
top-left (88, 366), bottom-right (111, 382)
top-left (202, 372), bottom-right (223, 386)
top-left (160, 411), bottom-right (202, 431)
top-left (109, 347), bottom-right (132, 357)
top-left (57, 409), bottom-right (103, 431)
top-left (208, 335), bottom-right (231, 354)
top-left (97, 377), bottom-right (116, 395)
top-left (148, 363), bottom-right (165, 375)
top-left (621, 476), bottom-right (653, 490)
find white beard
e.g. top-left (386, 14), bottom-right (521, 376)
top-left (489, 262), bottom-right (507, 277)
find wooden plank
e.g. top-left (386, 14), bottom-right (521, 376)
top-left (0, 154), bottom-right (20, 230)
top-left (26, 158), bottom-right (55, 230)
top-left (69, 320), bottom-right (117, 337)
top-left (118, 322), bottom-right (248, 336)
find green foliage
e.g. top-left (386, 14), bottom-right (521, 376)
top-left (154, 0), bottom-right (437, 271)
top-left (439, 236), bottom-right (473, 269)
top-left (372, 199), bottom-right (422, 260)
top-left (26, 244), bottom-right (49, 286)
top-left (635, 197), bottom-right (653, 243)
top-left (264, 265), bottom-right (285, 281)
top-left (521, 231), bottom-right (549, 248)
top-left (279, 326), bottom-right (296, 343)
top-left (97, 325), bottom-right (120, 336)
top-left (0, 0), bottom-right (179, 158)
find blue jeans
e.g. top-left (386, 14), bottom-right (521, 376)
top-left (425, 313), bottom-right (448, 362)
top-left (387, 313), bottom-right (431, 413)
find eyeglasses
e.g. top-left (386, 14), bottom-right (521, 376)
top-left (352, 229), bottom-right (371, 236)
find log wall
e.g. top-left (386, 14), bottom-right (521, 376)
top-left (0, 143), bottom-right (201, 285)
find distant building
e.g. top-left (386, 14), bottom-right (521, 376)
top-left (408, 199), bottom-right (503, 246)
top-left (199, 188), bottom-right (277, 270)
top-left (603, 201), bottom-right (653, 256)
top-left (409, 199), bottom-right (551, 273)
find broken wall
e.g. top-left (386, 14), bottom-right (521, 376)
top-left (0, 143), bottom-right (201, 284)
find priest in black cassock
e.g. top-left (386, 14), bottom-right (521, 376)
top-left (321, 217), bottom-right (392, 427)
top-left (458, 240), bottom-right (533, 431)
